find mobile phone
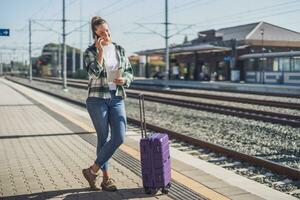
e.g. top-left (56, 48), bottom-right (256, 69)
top-left (94, 33), bottom-right (101, 40)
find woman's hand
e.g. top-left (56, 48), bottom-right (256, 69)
top-left (94, 36), bottom-right (105, 66)
top-left (95, 36), bottom-right (104, 51)
top-left (113, 77), bottom-right (127, 86)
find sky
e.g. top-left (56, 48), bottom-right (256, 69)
top-left (1, 0), bottom-right (300, 64)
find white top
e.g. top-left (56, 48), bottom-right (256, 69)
top-left (103, 43), bottom-right (119, 90)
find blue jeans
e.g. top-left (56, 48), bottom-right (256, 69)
top-left (86, 91), bottom-right (126, 171)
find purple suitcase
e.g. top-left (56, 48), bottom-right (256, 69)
top-left (139, 94), bottom-right (171, 194)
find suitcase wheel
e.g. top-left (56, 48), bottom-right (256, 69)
top-left (161, 183), bottom-right (171, 194)
top-left (166, 183), bottom-right (171, 188)
top-left (144, 187), bottom-right (152, 194)
top-left (161, 187), bottom-right (169, 194)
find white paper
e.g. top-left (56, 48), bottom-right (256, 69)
top-left (107, 69), bottom-right (121, 83)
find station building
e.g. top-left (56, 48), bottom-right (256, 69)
top-left (135, 21), bottom-right (300, 85)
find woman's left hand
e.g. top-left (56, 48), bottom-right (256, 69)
top-left (113, 77), bottom-right (127, 86)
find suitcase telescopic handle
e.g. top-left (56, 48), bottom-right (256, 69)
top-left (139, 93), bottom-right (147, 138)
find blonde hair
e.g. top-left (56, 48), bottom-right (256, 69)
top-left (91, 16), bottom-right (107, 38)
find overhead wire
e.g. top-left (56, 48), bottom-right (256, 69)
top-left (193, 0), bottom-right (300, 26)
top-left (168, 0), bottom-right (300, 41)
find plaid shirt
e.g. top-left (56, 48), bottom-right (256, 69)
top-left (84, 42), bottom-right (133, 99)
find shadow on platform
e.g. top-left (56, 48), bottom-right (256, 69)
top-left (1, 187), bottom-right (164, 199)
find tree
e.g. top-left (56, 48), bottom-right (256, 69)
top-left (183, 35), bottom-right (188, 44)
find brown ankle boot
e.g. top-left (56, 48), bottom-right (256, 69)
top-left (101, 177), bottom-right (117, 192)
top-left (82, 167), bottom-right (100, 190)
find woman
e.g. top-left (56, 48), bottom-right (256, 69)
top-left (82, 16), bottom-right (133, 191)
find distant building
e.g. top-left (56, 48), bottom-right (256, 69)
top-left (136, 21), bottom-right (300, 85)
top-left (129, 54), bottom-right (165, 78)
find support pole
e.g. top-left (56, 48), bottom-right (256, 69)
top-left (62, 0), bottom-right (67, 90)
top-left (164, 0), bottom-right (170, 90)
top-left (29, 19), bottom-right (32, 82)
top-left (72, 47), bottom-right (76, 74)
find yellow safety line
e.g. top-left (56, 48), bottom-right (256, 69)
top-left (14, 83), bottom-right (231, 200)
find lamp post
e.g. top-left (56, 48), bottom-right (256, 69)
top-left (260, 28), bottom-right (264, 84)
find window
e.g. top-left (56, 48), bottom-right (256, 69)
top-left (279, 57), bottom-right (290, 71)
top-left (258, 58), bottom-right (266, 71)
top-left (291, 57), bottom-right (300, 72)
top-left (266, 58), bottom-right (273, 71)
top-left (273, 58), bottom-right (279, 71)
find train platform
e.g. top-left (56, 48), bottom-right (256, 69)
top-left (132, 78), bottom-right (300, 96)
top-left (0, 77), bottom-right (297, 200)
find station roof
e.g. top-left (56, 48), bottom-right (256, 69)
top-left (217, 22), bottom-right (259, 41)
top-left (239, 51), bottom-right (300, 60)
top-left (136, 44), bottom-right (231, 56)
top-left (136, 22), bottom-right (300, 56)
top-left (216, 21), bottom-right (300, 42)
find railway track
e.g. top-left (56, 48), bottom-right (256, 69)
top-left (5, 76), bottom-right (300, 199)
top-left (14, 76), bottom-right (300, 127)
top-left (46, 76), bottom-right (300, 100)
top-left (53, 77), bottom-right (300, 110)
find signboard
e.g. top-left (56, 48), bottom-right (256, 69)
top-left (224, 56), bottom-right (231, 61)
top-left (0, 29), bottom-right (10, 36)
